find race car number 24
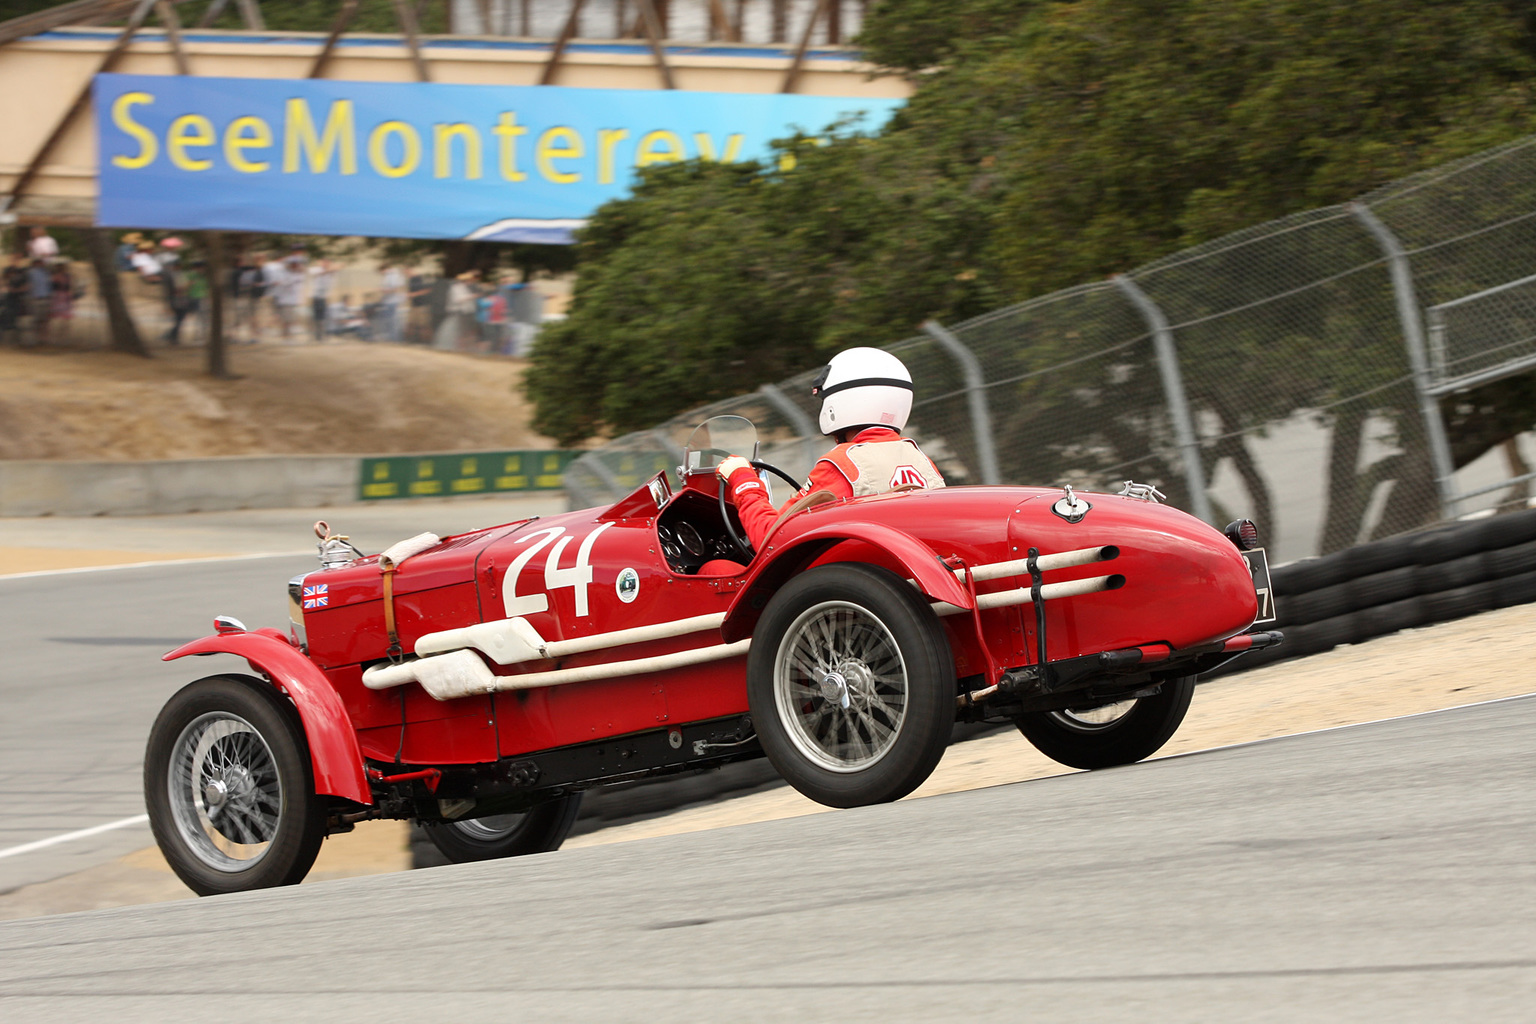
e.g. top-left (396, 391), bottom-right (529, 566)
top-left (503, 523), bottom-right (615, 619)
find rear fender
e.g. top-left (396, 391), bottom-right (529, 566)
top-left (721, 521), bottom-right (971, 643)
top-left (164, 629), bottom-right (372, 805)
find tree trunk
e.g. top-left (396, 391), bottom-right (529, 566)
top-left (1504, 436), bottom-right (1531, 506)
top-left (82, 227), bottom-right (149, 357)
top-left (1319, 404), bottom-right (1366, 554)
top-left (204, 230), bottom-right (230, 378)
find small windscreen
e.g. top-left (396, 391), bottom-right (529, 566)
top-left (683, 415), bottom-right (759, 473)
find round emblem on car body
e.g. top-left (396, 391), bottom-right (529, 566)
top-left (616, 567), bottom-right (641, 603)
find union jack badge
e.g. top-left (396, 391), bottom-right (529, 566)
top-left (302, 583), bottom-right (329, 609)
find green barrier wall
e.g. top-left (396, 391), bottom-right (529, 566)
top-left (359, 451), bottom-right (579, 500)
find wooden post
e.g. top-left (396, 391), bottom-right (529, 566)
top-left (634, 0), bottom-right (674, 88)
top-left (154, 0), bottom-right (189, 74)
top-left (540, 0), bottom-right (588, 85)
top-left (706, 0), bottom-right (731, 41)
top-left (3, 0), bottom-right (156, 211)
top-left (203, 230), bottom-right (229, 378)
top-left (196, 0), bottom-right (232, 28)
top-left (780, 0), bottom-right (832, 93)
top-left (234, 0), bottom-right (264, 31)
top-left (309, 0), bottom-right (361, 78)
top-left (392, 0), bottom-right (433, 81)
top-left (82, 228), bottom-right (149, 358)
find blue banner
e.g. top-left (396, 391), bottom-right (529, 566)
top-left (93, 73), bottom-right (902, 242)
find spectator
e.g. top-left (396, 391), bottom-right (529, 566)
top-left (487, 276), bottom-right (511, 353)
top-left (308, 258), bottom-right (336, 341)
top-left (26, 226), bottom-right (59, 262)
top-left (185, 259), bottom-right (209, 343)
top-left (379, 261), bottom-right (407, 341)
top-left (231, 253), bottom-right (264, 342)
top-left (436, 270), bottom-right (477, 351)
top-left (271, 254), bottom-right (306, 342)
top-left (49, 261), bottom-right (76, 339)
top-left (407, 267), bottom-right (432, 343)
top-left (115, 232), bottom-right (141, 272)
top-left (260, 250), bottom-right (287, 339)
top-left (27, 258), bottom-right (52, 345)
top-left (158, 239), bottom-right (190, 345)
top-left (1, 253), bottom-right (29, 345)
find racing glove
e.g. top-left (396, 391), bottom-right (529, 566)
top-left (716, 456), bottom-right (753, 480)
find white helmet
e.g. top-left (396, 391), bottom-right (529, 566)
top-left (811, 347), bottom-right (914, 436)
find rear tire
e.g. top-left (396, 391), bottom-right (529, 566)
top-left (144, 674), bottom-right (327, 896)
top-left (421, 794), bottom-right (583, 863)
top-left (747, 562), bottom-right (955, 808)
top-left (1015, 677), bottom-right (1195, 770)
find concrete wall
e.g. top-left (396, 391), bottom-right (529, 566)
top-left (0, 455), bottom-right (359, 516)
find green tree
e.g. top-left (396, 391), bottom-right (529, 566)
top-left (529, 0), bottom-right (1536, 548)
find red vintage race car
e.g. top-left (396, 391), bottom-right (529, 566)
top-left (145, 416), bottom-right (1280, 896)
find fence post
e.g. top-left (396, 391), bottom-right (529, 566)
top-left (1348, 202), bottom-right (1458, 520)
top-left (921, 320), bottom-right (1001, 485)
top-left (1112, 275), bottom-right (1215, 524)
top-left (757, 382), bottom-right (822, 475)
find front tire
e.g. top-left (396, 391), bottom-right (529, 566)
top-left (748, 563), bottom-right (955, 808)
top-left (1014, 677), bottom-right (1195, 770)
top-left (421, 794), bottom-right (583, 863)
top-left (144, 674), bottom-right (327, 896)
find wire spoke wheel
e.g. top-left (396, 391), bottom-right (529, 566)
top-left (775, 601), bottom-right (909, 773)
top-left (748, 563), bottom-right (954, 808)
top-left (145, 675), bottom-right (326, 896)
top-left (1015, 677), bottom-right (1196, 770)
top-left (421, 794), bottom-right (583, 863)
top-left (1049, 699), bottom-right (1137, 732)
top-left (169, 713), bottom-right (283, 870)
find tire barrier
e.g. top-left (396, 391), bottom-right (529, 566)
top-left (1207, 508), bottom-right (1536, 680)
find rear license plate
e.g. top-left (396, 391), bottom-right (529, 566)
top-left (1241, 548), bottom-right (1276, 624)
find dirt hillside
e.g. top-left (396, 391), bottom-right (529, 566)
top-left (0, 343), bottom-right (555, 461)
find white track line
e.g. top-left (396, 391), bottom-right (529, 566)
top-left (0, 814), bottom-right (150, 861)
top-left (0, 551), bottom-right (307, 580)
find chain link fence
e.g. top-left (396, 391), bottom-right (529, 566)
top-left (563, 134), bottom-right (1536, 562)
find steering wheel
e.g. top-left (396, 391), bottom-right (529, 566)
top-left (718, 459), bottom-right (803, 561)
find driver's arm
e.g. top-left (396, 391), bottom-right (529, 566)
top-left (719, 457), bottom-right (778, 549)
top-left (720, 457), bottom-right (856, 550)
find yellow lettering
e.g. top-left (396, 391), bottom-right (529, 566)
top-left (536, 126), bottom-right (583, 184)
top-left (492, 111), bottom-right (527, 182)
top-left (368, 121), bottom-right (421, 178)
top-left (433, 122), bottom-right (483, 180)
top-left (109, 92), bottom-right (157, 169)
top-left (637, 130), bottom-right (685, 167)
top-left (223, 116), bottom-right (272, 173)
top-left (693, 132), bottom-right (744, 163)
top-left (597, 128), bottom-right (629, 184)
top-left (167, 114), bottom-right (215, 171)
top-left (283, 98), bottom-right (357, 175)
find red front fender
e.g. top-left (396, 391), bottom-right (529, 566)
top-left (164, 630), bottom-right (372, 806)
top-left (721, 521), bottom-right (972, 642)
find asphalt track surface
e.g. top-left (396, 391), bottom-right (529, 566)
top-left (0, 693), bottom-right (1531, 1021)
top-left (0, 555), bottom-right (314, 893)
top-left (0, 495), bottom-right (563, 893)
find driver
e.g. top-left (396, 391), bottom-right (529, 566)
top-left (717, 347), bottom-right (945, 551)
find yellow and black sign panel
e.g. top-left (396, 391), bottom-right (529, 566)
top-left (359, 450), bottom-right (577, 501)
